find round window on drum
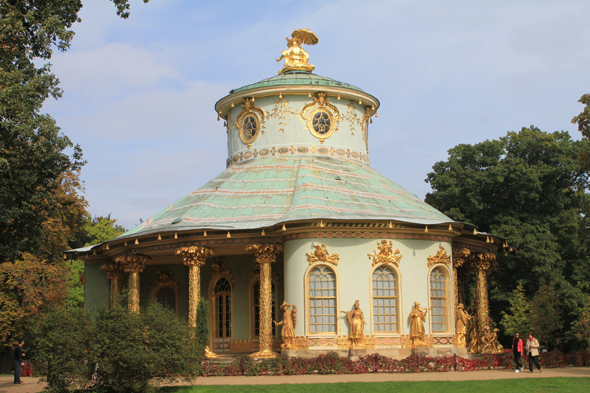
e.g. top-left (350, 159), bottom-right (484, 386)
top-left (238, 114), bottom-right (260, 146)
top-left (307, 108), bottom-right (335, 140)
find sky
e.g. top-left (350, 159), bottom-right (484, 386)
top-left (43, 0), bottom-right (590, 231)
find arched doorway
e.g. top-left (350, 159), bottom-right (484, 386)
top-left (212, 277), bottom-right (232, 352)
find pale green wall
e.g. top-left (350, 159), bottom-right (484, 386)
top-left (84, 263), bottom-right (109, 314)
top-left (284, 238), bottom-right (454, 337)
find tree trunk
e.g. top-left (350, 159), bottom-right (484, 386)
top-left (0, 347), bottom-right (13, 374)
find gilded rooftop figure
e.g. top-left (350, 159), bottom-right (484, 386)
top-left (276, 28), bottom-right (318, 74)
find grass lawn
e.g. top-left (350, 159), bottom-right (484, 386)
top-left (160, 377), bottom-right (590, 393)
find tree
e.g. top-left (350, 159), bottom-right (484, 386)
top-left (500, 282), bottom-right (532, 338)
top-left (530, 282), bottom-right (562, 350)
top-left (570, 295), bottom-right (590, 350)
top-left (425, 127), bottom-right (590, 340)
top-left (83, 214), bottom-right (126, 246)
top-left (1, 0), bottom-right (152, 263)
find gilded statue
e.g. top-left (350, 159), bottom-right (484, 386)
top-left (341, 300), bottom-right (366, 347)
top-left (306, 244), bottom-right (340, 266)
top-left (409, 302), bottom-right (430, 346)
top-left (455, 303), bottom-right (471, 347)
top-left (274, 301), bottom-right (297, 349)
top-left (276, 28), bottom-right (318, 74)
top-left (481, 327), bottom-right (504, 354)
top-left (367, 240), bottom-right (402, 267)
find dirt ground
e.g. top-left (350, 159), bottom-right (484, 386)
top-left (1, 367), bottom-right (588, 392)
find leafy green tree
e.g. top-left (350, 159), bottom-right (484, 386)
top-left (530, 282), bottom-right (562, 349)
top-left (570, 295), bottom-right (590, 350)
top-left (83, 214), bottom-right (126, 246)
top-left (425, 127), bottom-right (590, 338)
top-left (500, 282), bottom-right (532, 338)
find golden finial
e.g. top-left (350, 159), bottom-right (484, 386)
top-left (276, 28), bottom-right (318, 74)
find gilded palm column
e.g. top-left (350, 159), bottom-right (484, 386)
top-left (451, 247), bottom-right (470, 308)
top-left (100, 261), bottom-right (125, 308)
top-left (175, 246), bottom-right (214, 327)
top-left (115, 250), bottom-right (151, 313)
top-left (246, 243), bottom-right (283, 358)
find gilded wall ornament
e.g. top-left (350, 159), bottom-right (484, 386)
top-left (360, 106), bottom-right (371, 152)
top-left (427, 246), bottom-right (451, 268)
top-left (237, 98), bottom-right (265, 148)
top-left (150, 269), bottom-right (180, 293)
top-left (266, 96), bottom-right (299, 133)
top-left (367, 240), bottom-right (402, 267)
top-left (301, 92), bottom-right (340, 144)
top-left (306, 244), bottom-right (340, 266)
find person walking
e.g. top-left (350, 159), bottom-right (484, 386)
top-left (13, 339), bottom-right (25, 384)
top-left (525, 333), bottom-right (542, 373)
top-left (512, 332), bottom-right (524, 372)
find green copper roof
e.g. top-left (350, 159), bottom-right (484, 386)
top-left (120, 156), bottom-right (453, 238)
top-left (229, 71), bottom-right (365, 94)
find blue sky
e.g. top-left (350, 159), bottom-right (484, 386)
top-left (43, 0), bottom-right (590, 230)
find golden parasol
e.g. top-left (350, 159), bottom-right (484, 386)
top-left (291, 27), bottom-right (319, 45)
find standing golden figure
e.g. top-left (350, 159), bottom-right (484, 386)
top-left (454, 303), bottom-right (471, 347)
top-left (276, 28), bottom-right (318, 74)
top-left (341, 300), bottom-right (366, 347)
top-left (274, 301), bottom-right (297, 349)
top-left (409, 302), bottom-right (429, 346)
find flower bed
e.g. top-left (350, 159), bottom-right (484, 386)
top-left (204, 349), bottom-right (590, 377)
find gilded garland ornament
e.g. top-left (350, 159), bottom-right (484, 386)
top-left (301, 92), bottom-right (340, 143)
top-left (367, 240), bottom-right (402, 267)
top-left (426, 246), bottom-right (451, 268)
top-left (360, 106), bottom-right (371, 152)
top-left (306, 244), bottom-right (340, 266)
top-left (236, 98), bottom-right (265, 148)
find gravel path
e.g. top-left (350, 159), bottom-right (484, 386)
top-left (1, 367), bottom-right (588, 392)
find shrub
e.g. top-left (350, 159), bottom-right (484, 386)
top-left (87, 302), bottom-right (202, 393)
top-left (27, 307), bottom-right (91, 392)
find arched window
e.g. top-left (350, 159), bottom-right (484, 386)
top-left (155, 286), bottom-right (176, 313)
top-left (372, 266), bottom-right (398, 333)
top-left (213, 277), bottom-right (232, 344)
top-left (252, 280), bottom-right (277, 337)
top-left (308, 266), bottom-right (337, 334)
top-left (430, 267), bottom-right (448, 332)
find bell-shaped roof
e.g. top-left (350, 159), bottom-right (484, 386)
top-left (120, 156), bottom-right (452, 238)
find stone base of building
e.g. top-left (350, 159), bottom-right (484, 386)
top-left (281, 345), bottom-right (469, 360)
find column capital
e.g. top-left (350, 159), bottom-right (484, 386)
top-left (176, 246), bottom-right (214, 267)
top-left (100, 261), bottom-right (125, 280)
top-left (451, 247), bottom-right (471, 268)
top-left (115, 249), bottom-right (151, 273)
top-left (469, 252), bottom-right (497, 274)
top-left (246, 244), bottom-right (283, 264)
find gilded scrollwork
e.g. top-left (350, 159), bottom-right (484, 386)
top-left (301, 92), bottom-right (340, 143)
top-left (237, 98), bottom-right (266, 148)
top-left (306, 244), bottom-right (340, 266)
top-left (265, 96), bottom-right (299, 133)
top-left (426, 246), bottom-right (451, 268)
top-left (367, 240), bottom-right (402, 267)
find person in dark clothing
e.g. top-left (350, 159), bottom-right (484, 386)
top-left (556, 339), bottom-right (564, 352)
top-left (13, 339), bottom-right (25, 384)
top-left (512, 332), bottom-right (524, 372)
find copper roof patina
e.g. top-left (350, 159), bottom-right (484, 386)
top-left (229, 71), bottom-right (364, 94)
top-left (120, 156), bottom-right (451, 238)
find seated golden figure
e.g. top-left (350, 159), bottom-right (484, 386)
top-left (276, 28), bottom-right (318, 74)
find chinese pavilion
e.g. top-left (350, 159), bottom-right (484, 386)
top-left (69, 29), bottom-right (507, 359)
